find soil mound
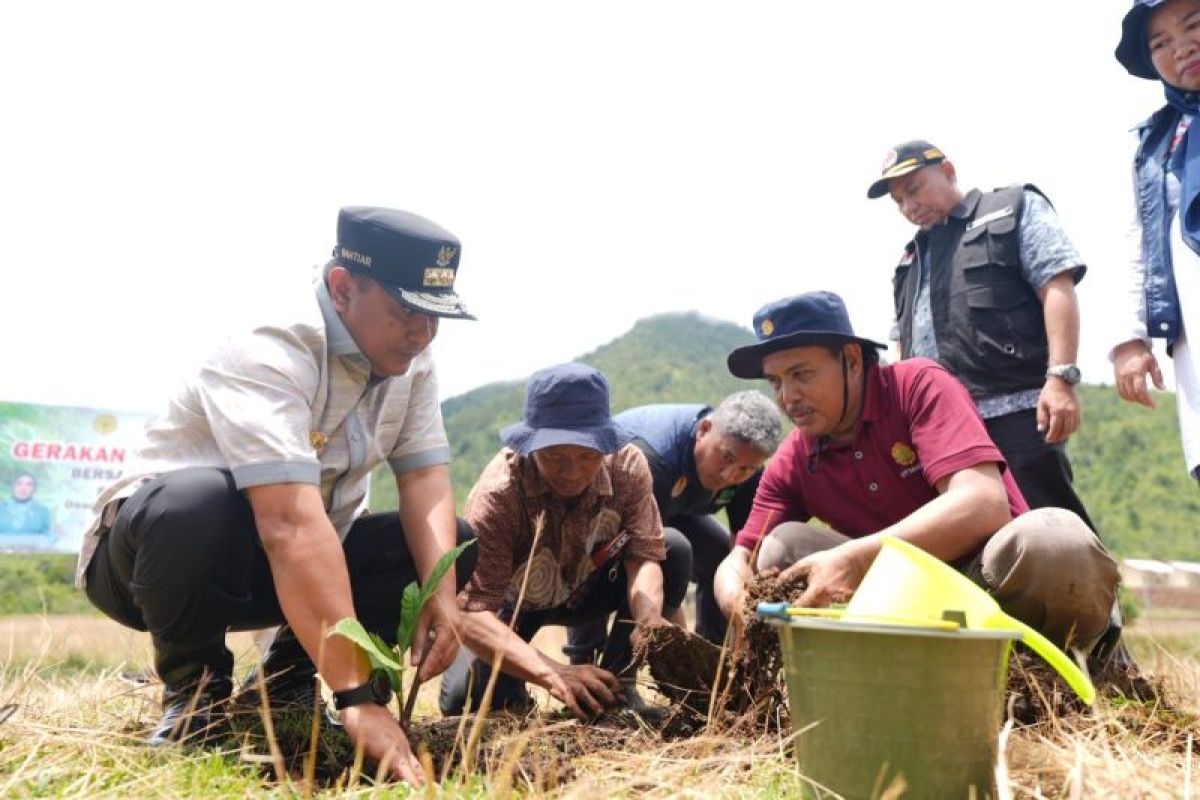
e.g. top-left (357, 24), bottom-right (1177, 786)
top-left (635, 570), bottom-right (807, 732)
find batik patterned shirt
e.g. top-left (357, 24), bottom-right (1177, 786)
top-left (461, 444), bottom-right (664, 615)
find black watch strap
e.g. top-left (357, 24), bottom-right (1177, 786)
top-left (332, 668), bottom-right (393, 710)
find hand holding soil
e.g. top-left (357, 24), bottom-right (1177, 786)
top-left (547, 663), bottom-right (621, 718)
top-left (787, 542), bottom-right (868, 607)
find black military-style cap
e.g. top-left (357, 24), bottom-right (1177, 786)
top-left (866, 140), bottom-right (947, 199)
top-left (335, 207), bottom-right (475, 320)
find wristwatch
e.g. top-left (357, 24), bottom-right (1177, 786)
top-left (1045, 364), bottom-right (1082, 385)
top-left (332, 669), bottom-right (393, 710)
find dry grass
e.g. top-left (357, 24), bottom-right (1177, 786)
top-left (0, 615), bottom-right (1197, 798)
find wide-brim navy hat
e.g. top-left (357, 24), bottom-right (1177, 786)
top-left (1116, 0), bottom-right (1168, 81)
top-left (500, 363), bottom-right (626, 456)
top-left (336, 206), bottom-right (475, 320)
top-left (867, 140), bottom-right (947, 199)
top-left (727, 291), bottom-right (886, 380)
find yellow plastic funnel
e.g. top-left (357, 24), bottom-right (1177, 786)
top-left (845, 536), bottom-right (1095, 704)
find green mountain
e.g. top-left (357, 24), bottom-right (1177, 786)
top-left (444, 312), bottom-right (755, 506)
top-left (371, 312), bottom-right (1200, 560)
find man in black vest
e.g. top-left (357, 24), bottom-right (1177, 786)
top-left (868, 143), bottom-right (1137, 672)
top-left (868, 140), bottom-right (1094, 530)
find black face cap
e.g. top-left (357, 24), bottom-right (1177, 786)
top-left (335, 206), bottom-right (475, 320)
top-left (867, 140), bottom-right (946, 199)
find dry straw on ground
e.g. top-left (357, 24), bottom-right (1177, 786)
top-left (1, 614), bottom-right (1198, 797)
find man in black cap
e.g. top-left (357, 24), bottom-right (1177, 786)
top-left (713, 292), bottom-right (1118, 660)
top-left (77, 207), bottom-right (475, 784)
top-left (868, 141), bottom-right (1095, 531)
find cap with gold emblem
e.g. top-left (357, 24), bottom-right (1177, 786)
top-left (726, 291), bottom-right (886, 379)
top-left (335, 206), bottom-right (475, 320)
top-left (866, 140), bottom-right (947, 199)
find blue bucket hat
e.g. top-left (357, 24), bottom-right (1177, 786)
top-left (500, 363), bottom-right (625, 456)
top-left (1116, 0), bottom-right (1169, 81)
top-left (727, 291), bottom-right (886, 380)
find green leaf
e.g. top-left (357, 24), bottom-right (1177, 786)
top-left (368, 631), bottom-right (405, 692)
top-left (395, 539), bottom-right (477, 654)
top-left (327, 618), bottom-right (403, 671)
top-left (417, 539), bottom-right (476, 610)
top-left (396, 582), bottom-right (422, 653)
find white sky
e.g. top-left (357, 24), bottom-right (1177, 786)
top-left (0, 0), bottom-right (1167, 411)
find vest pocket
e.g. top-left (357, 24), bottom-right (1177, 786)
top-left (963, 277), bottom-right (1041, 362)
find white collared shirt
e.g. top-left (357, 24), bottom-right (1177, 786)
top-left (75, 275), bottom-right (450, 588)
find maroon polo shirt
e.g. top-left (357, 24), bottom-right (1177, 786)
top-left (735, 358), bottom-right (1028, 551)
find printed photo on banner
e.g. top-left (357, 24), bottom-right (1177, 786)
top-left (0, 401), bottom-right (152, 553)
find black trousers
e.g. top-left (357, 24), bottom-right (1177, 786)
top-left (439, 526), bottom-right (691, 715)
top-left (984, 408), bottom-right (1097, 532)
top-left (563, 514), bottom-right (731, 663)
top-left (84, 467), bottom-right (476, 688)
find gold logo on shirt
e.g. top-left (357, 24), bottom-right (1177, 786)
top-left (891, 441), bottom-right (916, 467)
top-left (309, 432), bottom-right (328, 456)
top-left (423, 267), bottom-right (455, 287)
top-left (671, 476), bottom-right (688, 498)
top-left (760, 319), bottom-right (775, 337)
top-left (435, 245), bottom-right (457, 268)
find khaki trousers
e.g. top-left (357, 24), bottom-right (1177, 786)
top-left (756, 508), bottom-right (1119, 648)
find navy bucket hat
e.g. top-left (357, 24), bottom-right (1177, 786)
top-left (500, 363), bottom-right (625, 456)
top-left (1116, 0), bottom-right (1169, 81)
top-left (727, 291), bottom-right (886, 380)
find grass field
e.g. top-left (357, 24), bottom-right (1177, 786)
top-left (0, 615), bottom-right (1197, 798)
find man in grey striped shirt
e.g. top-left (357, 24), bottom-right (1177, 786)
top-left (78, 207), bottom-right (475, 785)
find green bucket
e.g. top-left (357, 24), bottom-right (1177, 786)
top-left (774, 616), bottom-right (1019, 799)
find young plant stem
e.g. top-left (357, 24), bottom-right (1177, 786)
top-left (400, 643), bottom-right (432, 732)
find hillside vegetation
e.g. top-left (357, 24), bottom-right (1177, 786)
top-left (368, 311), bottom-right (1199, 561)
top-left (5, 314), bottom-right (1192, 615)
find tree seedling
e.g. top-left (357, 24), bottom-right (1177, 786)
top-left (327, 539), bottom-right (475, 716)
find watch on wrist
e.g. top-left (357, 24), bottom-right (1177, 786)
top-left (332, 668), bottom-right (393, 710)
top-left (1046, 364), bottom-right (1082, 386)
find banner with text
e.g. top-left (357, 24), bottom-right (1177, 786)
top-left (0, 401), bottom-right (152, 553)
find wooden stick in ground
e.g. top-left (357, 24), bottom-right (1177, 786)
top-left (462, 512), bottom-right (545, 775)
top-left (400, 640), bottom-right (432, 732)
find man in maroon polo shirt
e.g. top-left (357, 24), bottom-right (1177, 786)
top-left (713, 291), bottom-right (1118, 652)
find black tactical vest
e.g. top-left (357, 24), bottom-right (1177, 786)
top-left (892, 186), bottom-right (1049, 399)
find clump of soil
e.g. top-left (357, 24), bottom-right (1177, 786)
top-left (1005, 648), bottom-right (1199, 754)
top-left (228, 702), bottom-right (702, 790)
top-left (1005, 649), bottom-right (1090, 724)
top-left (725, 570), bottom-right (807, 725)
top-left (635, 570), bottom-right (806, 733)
top-left (635, 624), bottom-right (723, 710)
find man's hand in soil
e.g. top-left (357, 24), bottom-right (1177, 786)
top-left (411, 593), bottom-right (460, 682)
top-left (339, 702), bottom-right (425, 785)
top-left (787, 542), bottom-right (872, 608)
top-left (546, 663), bottom-right (620, 719)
